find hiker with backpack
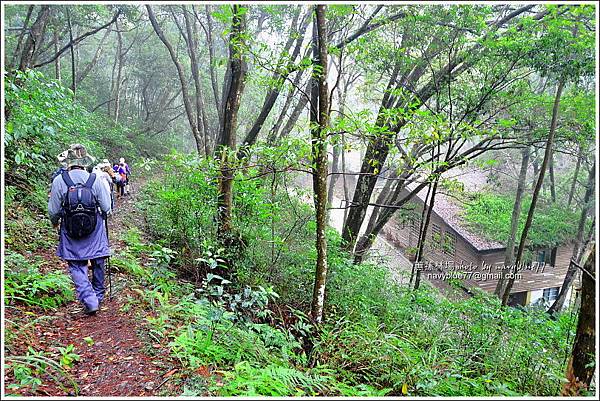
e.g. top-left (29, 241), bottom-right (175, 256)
top-left (119, 157), bottom-right (132, 195)
top-left (113, 162), bottom-right (127, 199)
top-left (48, 144), bottom-right (112, 315)
top-left (93, 160), bottom-right (115, 209)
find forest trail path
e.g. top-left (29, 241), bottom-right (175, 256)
top-left (7, 185), bottom-right (171, 397)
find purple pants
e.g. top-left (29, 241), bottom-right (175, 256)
top-left (67, 258), bottom-right (106, 310)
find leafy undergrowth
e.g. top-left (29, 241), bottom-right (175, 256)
top-left (3, 154), bottom-right (581, 397)
top-left (130, 154), bottom-right (580, 397)
top-left (110, 222), bottom-right (579, 397)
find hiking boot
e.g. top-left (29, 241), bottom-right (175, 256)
top-left (84, 305), bottom-right (99, 316)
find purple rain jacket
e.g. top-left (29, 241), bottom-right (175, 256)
top-left (48, 168), bottom-right (112, 261)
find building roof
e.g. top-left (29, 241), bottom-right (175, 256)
top-left (406, 167), bottom-right (506, 252)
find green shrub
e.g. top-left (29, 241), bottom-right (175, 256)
top-left (215, 361), bottom-right (334, 396)
top-left (463, 192), bottom-right (579, 248)
top-left (318, 259), bottom-right (575, 396)
top-left (140, 151), bottom-right (321, 307)
top-left (4, 251), bottom-right (74, 309)
top-left (137, 149), bottom-right (577, 397)
top-left (4, 198), bottom-right (56, 252)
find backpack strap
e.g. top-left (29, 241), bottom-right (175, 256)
top-left (85, 173), bottom-right (96, 188)
top-left (61, 171), bottom-right (75, 187)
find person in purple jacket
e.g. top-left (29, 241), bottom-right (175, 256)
top-left (48, 144), bottom-right (112, 315)
top-left (119, 157), bottom-right (131, 195)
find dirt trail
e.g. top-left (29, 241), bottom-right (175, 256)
top-left (6, 187), bottom-right (172, 396)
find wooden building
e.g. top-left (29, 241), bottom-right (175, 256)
top-left (380, 185), bottom-right (577, 307)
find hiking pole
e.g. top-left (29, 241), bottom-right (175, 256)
top-left (105, 215), bottom-right (113, 301)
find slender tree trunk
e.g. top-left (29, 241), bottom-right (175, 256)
top-left (267, 70), bottom-right (305, 142)
top-left (113, 22), bottom-right (123, 124)
top-left (241, 8), bottom-right (309, 147)
top-left (53, 28), bottom-right (61, 82)
top-left (353, 166), bottom-right (412, 264)
top-left (327, 81), bottom-right (349, 207)
top-left (280, 94), bottom-right (310, 139)
top-left (18, 6), bottom-right (51, 72)
top-left (567, 145), bottom-right (583, 207)
top-left (502, 80), bottom-right (565, 306)
top-left (66, 9), bottom-right (76, 100)
top-left (562, 243), bottom-right (596, 395)
top-left (183, 6), bottom-right (210, 155)
top-left (108, 29), bottom-right (118, 116)
top-left (549, 153), bottom-right (557, 202)
top-left (204, 5), bottom-right (223, 130)
top-left (217, 5), bottom-right (247, 237)
top-left (310, 5), bottom-right (329, 324)
top-left (532, 152), bottom-right (539, 191)
top-left (76, 27), bottom-right (111, 86)
top-left (340, 65), bottom-right (400, 251)
top-left (147, 5), bottom-right (203, 154)
top-left (10, 5), bottom-right (34, 71)
top-left (495, 145), bottom-right (530, 297)
top-left (361, 169), bottom-right (400, 243)
top-left (547, 162), bottom-right (595, 314)
top-left (413, 177), bottom-right (439, 290)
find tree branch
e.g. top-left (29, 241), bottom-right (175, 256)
top-left (33, 10), bottom-right (121, 68)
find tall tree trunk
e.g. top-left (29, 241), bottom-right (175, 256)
top-left (267, 70), bottom-right (305, 142)
top-left (562, 243), bottom-right (596, 395)
top-left (204, 5), bottom-right (223, 131)
top-left (567, 144), bottom-right (582, 207)
top-left (547, 162), bottom-right (595, 314)
top-left (501, 80), bottom-right (565, 306)
top-left (147, 5), bottom-right (203, 154)
top-left (495, 145), bottom-right (530, 297)
top-left (310, 5), bottom-right (330, 324)
top-left (113, 22), bottom-right (123, 124)
top-left (327, 79), bottom-right (349, 207)
top-left (353, 162), bottom-right (413, 264)
top-left (279, 94), bottom-right (310, 139)
top-left (340, 131), bottom-right (351, 225)
top-left (183, 5), bottom-right (210, 155)
top-left (361, 169), bottom-right (400, 247)
top-left (108, 28), bottom-right (118, 116)
top-left (217, 5), bottom-right (247, 237)
top-left (549, 152), bottom-right (557, 202)
top-left (76, 27), bottom-right (111, 86)
top-left (413, 177), bottom-right (439, 290)
top-left (10, 5), bottom-right (34, 71)
top-left (66, 9), bottom-right (76, 100)
top-left (340, 65), bottom-right (400, 251)
top-left (241, 8), bottom-right (309, 147)
top-left (18, 6), bottom-right (51, 72)
top-left (532, 151), bottom-right (540, 191)
top-left (53, 28), bottom-right (61, 82)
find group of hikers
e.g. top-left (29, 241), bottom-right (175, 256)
top-left (47, 144), bottom-right (132, 315)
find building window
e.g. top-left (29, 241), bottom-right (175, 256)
top-left (443, 232), bottom-right (456, 256)
top-left (543, 287), bottom-right (560, 301)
